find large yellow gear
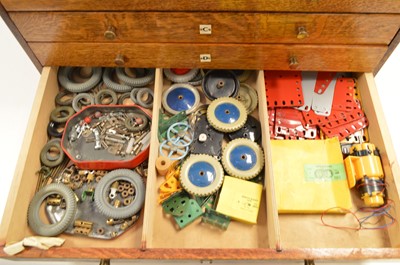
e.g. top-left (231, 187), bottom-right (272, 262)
top-left (207, 97), bottom-right (247, 133)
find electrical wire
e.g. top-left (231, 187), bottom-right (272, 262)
top-left (321, 199), bottom-right (397, 231)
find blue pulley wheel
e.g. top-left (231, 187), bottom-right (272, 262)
top-left (162, 84), bottom-right (200, 115)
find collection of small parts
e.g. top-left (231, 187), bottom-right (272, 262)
top-left (156, 69), bottom-right (265, 230)
top-left (265, 70), bottom-right (392, 229)
top-left (28, 67), bottom-right (153, 240)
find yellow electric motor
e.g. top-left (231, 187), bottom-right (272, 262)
top-left (344, 143), bottom-right (385, 207)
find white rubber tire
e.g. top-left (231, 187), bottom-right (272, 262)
top-left (207, 97), bottom-right (247, 133)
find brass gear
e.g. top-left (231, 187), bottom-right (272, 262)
top-left (180, 154), bottom-right (224, 196)
top-left (222, 138), bottom-right (264, 180)
top-left (206, 97), bottom-right (247, 133)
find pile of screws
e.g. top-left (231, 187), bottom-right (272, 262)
top-left (68, 110), bottom-right (150, 158)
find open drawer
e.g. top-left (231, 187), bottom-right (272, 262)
top-left (0, 67), bottom-right (400, 261)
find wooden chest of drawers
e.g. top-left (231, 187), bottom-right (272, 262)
top-left (1, 0), bottom-right (400, 263)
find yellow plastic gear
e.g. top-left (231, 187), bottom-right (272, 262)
top-left (222, 138), bottom-right (264, 180)
top-left (180, 154), bottom-right (224, 196)
top-left (207, 97), bottom-right (247, 133)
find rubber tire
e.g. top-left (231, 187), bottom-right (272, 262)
top-left (28, 183), bottom-right (77, 236)
top-left (221, 138), bottom-right (264, 180)
top-left (72, 93), bottom-right (95, 112)
top-left (58, 67), bottom-right (102, 93)
top-left (50, 106), bottom-right (75, 123)
top-left (47, 121), bottom-right (64, 138)
top-left (130, 88), bottom-right (141, 104)
top-left (136, 87), bottom-right (154, 109)
top-left (115, 68), bottom-right (155, 87)
top-left (164, 68), bottom-right (199, 83)
top-left (94, 169), bottom-right (145, 219)
top-left (55, 90), bottom-right (75, 106)
top-left (103, 68), bottom-right (132, 92)
top-left (118, 92), bottom-right (132, 105)
top-left (40, 138), bottom-right (65, 167)
top-left (124, 113), bottom-right (149, 132)
top-left (180, 154), bottom-right (224, 196)
top-left (95, 89), bottom-right (118, 105)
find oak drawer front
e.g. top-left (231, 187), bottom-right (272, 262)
top-left (1, 67), bottom-right (400, 260)
top-left (2, 0), bottom-right (400, 13)
top-left (29, 43), bottom-right (387, 72)
top-left (11, 12), bottom-right (400, 45)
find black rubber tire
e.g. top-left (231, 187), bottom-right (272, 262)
top-left (58, 67), bottom-right (102, 93)
top-left (94, 169), bottom-right (145, 219)
top-left (95, 89), bottom-right (118, 105)
top-left (115, 68), bottom-right (155, 87)
top-left (40, 138), bottom-right (65, 167)
top-left (136, 87), bottom-right (154, 109)
top-left (47, 121), bottom-right (64, 138)
top-left (50, 106), bottom-right (75, 123)
top-left (28, 183), bottom-right (77, 236)
top-left (102, 68), bottom-right (132, 92)
top-left (55, 90), bottom-right (75, 106)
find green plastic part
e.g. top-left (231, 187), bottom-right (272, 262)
top-left (195, 194), bottom-right (216, 210)
top-left (158, 110), bottom-right (187, 142)
top-left (173, 199), bottom-right (203, 229)
top-left (162, 192), bottom-right (191, 217)
top-left (201, 208), bottom-right (231, 230)
top-left (81, 189), bottom-right (94, 201)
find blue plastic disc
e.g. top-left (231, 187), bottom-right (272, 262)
top-left (166, 87), bottom-right (196, 112)
top-left (214, 103), bottom-right (240, 124)
top-left (229, 145), bottom-right (257, 171)
top-left (188, 161), bottom-right (216, 187)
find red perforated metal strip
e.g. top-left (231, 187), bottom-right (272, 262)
top-left (264, 71), bottom-right (304, 108)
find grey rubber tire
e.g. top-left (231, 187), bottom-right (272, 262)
top-left (94, 169), bottom-right (145, 219)
top-left (72, 93), bottom-right (95, 112)
top-left (187, 71), bottom-right (204, 86)
top-left (50, 106), bottom-right (75, 123)
top-left (40, 138), bottom-right (65, 167)
top-left (58, 67), bottom-right (102, 93)
top-left (55, 90), bottom-right (75, 106)
top-left (125, 113), bottom-right (149, 132)
top-left (118, 92), bottom-right (132, 105)
top-left (103, 68), bottom-right (132, 93)
top-left (136, 87), bottom-right (154, 109)
top-left (28, 183), bottom-right (77, 236)
top-left (129, 88), bottom-right (141, 104)
top-left (164, 68), bottom-right (199, 83)
top-left (95, 89), bottom-right (118, 105)
top-left (115, 68), bottom-right (155, 87)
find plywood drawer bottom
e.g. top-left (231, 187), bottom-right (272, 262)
top-left (0, 67), bottom-right (400, 261)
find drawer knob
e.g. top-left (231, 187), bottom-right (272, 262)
top-left (289, 56), bottom-right (299, 69)
top-left (114, 54), bottom-right (125, 66)
top-left (297, 26), bottom-right (309, 39)
top-left (104, 25), bottom-right (116, 40)
top-left (99, 259), bottom-right (110, 265)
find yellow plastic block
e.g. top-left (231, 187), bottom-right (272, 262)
top-left (271, 138), bottom-right (352, 213)
top-left (216, 176), bottom-right (263, 224)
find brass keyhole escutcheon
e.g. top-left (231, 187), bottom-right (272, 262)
top-left (297, 26), bottom-right (309, 39)
top-left (104, 25), bottom-right (117, 40)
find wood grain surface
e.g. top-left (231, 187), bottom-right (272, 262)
top-left (2, 247), bottom-right (400, 260)
top-left (29, 42), bottom-right (386, 72)
top-left (10, 12), bottom-right (400, 45)
top-left (2, 0), bottom-right (400, 13)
